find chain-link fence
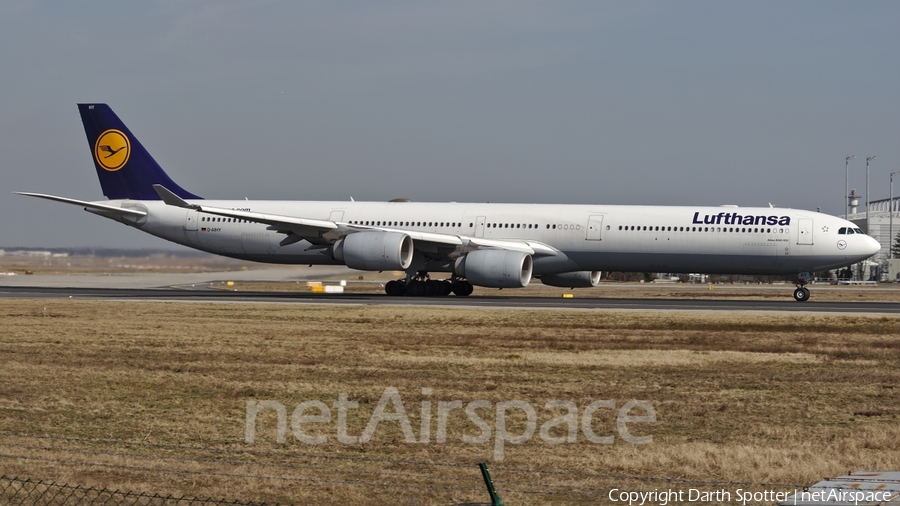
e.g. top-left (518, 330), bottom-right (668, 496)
top-left (0, 475), bottom-right (282, 506)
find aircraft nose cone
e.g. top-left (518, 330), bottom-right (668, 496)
top-left (865, 236), bottom-right (881, 256)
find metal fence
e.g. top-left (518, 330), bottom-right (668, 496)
top-left (0, 476), bottom-right (280, 506)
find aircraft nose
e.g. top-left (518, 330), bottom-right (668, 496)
top-left (865, 236), bottom-right (881, 256)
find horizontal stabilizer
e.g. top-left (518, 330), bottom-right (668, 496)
top-left (14, 192), bottom-right (147, 218)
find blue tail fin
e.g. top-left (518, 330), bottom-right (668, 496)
top-left (78, 103), bottom-right (201, 200)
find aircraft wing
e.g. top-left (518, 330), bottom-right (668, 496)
top-left (342, 224), bottom-right (557, 256)
top-left (154, 184), bottom-right (337, 241)
top-left (14, 192), bottom-right (148, 219)
top-left (196, 205), bottom-right (338, 232)
top-left (153, 184), bottom-right (556, 256)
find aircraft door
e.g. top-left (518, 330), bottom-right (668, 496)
top-left (184, 210), bottom-right (198, 231)
top-left (475, 216), bottom-right (486, 238)
top-left (329, 210), bottom-right (344, 223)
top-left (797, 219), bottom-right (813, 245)
top-left (586, 215), bottom-right (604, 240)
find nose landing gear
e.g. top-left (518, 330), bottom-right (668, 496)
top-left (793, 272), bottom-right (811, 302)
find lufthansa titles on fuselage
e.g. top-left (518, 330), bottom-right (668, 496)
top-left (691, 212), bottom-right (791, 226)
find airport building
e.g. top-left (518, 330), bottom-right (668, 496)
top-left (846, 192), bottom-right (900, 281)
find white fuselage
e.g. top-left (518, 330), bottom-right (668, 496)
top-left (100, 199), bottom-right (880, 276)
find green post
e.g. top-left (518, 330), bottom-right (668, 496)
top-left (478, 462), bottom-right (504, 506)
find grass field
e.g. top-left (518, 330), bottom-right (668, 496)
top-left (1, 300), bottom-right (899, 505)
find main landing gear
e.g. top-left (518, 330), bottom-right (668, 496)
top-left (384, 271), bottom-right (473, 297)
top-left (793, 272), bottom-right (811, 302)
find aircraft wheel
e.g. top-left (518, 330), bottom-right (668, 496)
top-left (452, 280), bottom-right (473, 296)
top-left (793, 287), bottom-right (810, 302)
top-left (440, 280), bottom-right (453, 296)
top-left (385, 280), bottom-right (405, 297)
top-left (405, 280), bottom-right (426, 297)
top-left (425, 280), bottom-right (443, 296)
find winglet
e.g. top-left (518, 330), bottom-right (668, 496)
top-left (153, 184), bottom-right (199, 209)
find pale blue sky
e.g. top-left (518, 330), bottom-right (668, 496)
top-left (2, 1), bottom-right (898, 248)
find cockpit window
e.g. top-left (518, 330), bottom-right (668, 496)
top-left (854, 228), bottom-right (864, 234)
top-left (838, 227), bottom-right (846, 235)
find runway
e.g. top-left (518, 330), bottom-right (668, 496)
top-left (2, 285), bottom-right (900, 313)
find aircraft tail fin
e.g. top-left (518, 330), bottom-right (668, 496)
top-left (78, 103), bottom-right (201, 200)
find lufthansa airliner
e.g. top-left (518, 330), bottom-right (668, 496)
top-left (17, 104), bottom-right (880, 301)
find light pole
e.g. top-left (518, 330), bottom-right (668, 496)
top-left (866, 156), bottom-right (876, 234)
top-left (892, 170), bottom-right (899, 260)
top-left (846, 155), bottom-right (855, 218)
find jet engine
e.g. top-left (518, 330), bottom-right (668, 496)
top-left (333, 231), bottom-right (413, 271)
top-left (454, 250), bottom-right (532, 288)
top-left (540, 271), bottom-right (602, 288)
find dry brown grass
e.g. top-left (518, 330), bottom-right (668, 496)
top-left (1, 301), bottom-right (899, 505)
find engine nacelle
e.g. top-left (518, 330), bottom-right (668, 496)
top-left (333, 231), bottom-right (413, 271)
top-left (540, 271), bottom-right (602, 288)
top-left (454, 250), bottom-right (533, 288)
